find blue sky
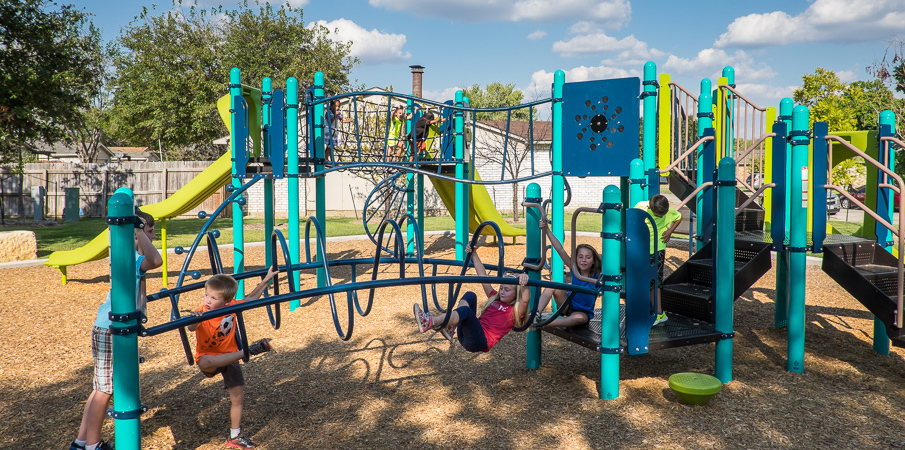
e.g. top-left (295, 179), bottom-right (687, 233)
top-left (71, 0), bottom-right (905, 117)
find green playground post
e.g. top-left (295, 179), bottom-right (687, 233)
top-left (109, 188), bottom-right (141, 449)
top-left (454, 91), bottom-right (466, 259)
top-left (405, 96), bottom-right (416, 256)
top-left (874, 110), bottom-right (897, 354)
top-left (287, 77), bottom-right (301, 308)
top-left (642, 62), bottom-right (657, 197)
top-left (552, 70), bottom-right (565, 283)
top-left (526, 183), bottom-right (542, 369)
top-left (714, 157), bottom-right (736, 382)
top-left (722, 67), bottom-right (735, 158)
top-left (600, 185), bottom-right (622, 399)
top-left (696, 82), bottom-right (712, 253)
top-left (262, 78), bottom-right (274, 271)
top-left (417, 172), bottom-right (425, 257)
top-left (229, 68), bottom-right (246, 296)
top-left (775, 98), bottom-right (794, 329)
top-left (787, 105), bottom-right (809, 373)
top-left (313, 72), bottom-right (326, 289)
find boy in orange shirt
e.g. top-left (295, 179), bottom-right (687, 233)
top-left (188, 267), bottom-right (278, 449)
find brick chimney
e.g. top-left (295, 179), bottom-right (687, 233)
top-left (410, 65), bottom-right (424, 98)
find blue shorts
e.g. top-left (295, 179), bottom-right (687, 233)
top-left (454, 291), bottom-right (488, 353)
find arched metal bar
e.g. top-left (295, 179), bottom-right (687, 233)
top-left (268, 229), bottom-right (298, 330)
top-left (304, 216), bottom-right (356, 340)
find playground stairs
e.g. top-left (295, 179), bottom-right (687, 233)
top-left (660, 239), bottom-right (773, 324)
top-left (668, 168), bottom-right (697, 212)
top-left (668, 168), bottom-right (766, 232)
top-left (822, 242), bottom-right (905, 346)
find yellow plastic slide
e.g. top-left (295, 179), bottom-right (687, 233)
top-left (429, 170), bottom-right (526, 237)
top-left (43, 153), bottom-right (233, 281)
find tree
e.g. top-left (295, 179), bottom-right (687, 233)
top-left (0, 0), bottom-right (104, 163)
top-left (793, 68), bottom-right (857, 131)
top-left (464, 83), bottom-right (544, 221)
top-left (110, 0), bottom-right (358, 160)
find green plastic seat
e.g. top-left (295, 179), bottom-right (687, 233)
top-left (668, 372), bottom-right (722, 405)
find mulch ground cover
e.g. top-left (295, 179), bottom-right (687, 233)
top-left (2, 233), bottom-right (904, 449)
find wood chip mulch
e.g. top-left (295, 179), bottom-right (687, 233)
top-left (2, 234), bottom-right (905, 449)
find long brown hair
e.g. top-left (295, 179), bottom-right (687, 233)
top-left (477, 274), bottom-right (527, 327)
top-left (574, 243), bottom-right (601, 277)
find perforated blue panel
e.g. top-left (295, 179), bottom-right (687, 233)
top-left (562, 77), bottom-right (640, 177)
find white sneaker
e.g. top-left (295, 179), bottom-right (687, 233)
top-left (413, 304), bottom-right (433, 332)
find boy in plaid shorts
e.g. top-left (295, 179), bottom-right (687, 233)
top-left (70, 210), bottom-right (162, 450)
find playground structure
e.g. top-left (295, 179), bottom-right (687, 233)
top-left (96, 62), bottom-right (904, 448)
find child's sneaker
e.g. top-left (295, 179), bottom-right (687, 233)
top-left (68, 442), bottom-right (85, 450)
top-left (653, 312), bottom-right (668, 326)
top-left (247, 338), bottom-right (272, 356)
top-left (439, 323), bottom-right (456, 342)
top-left (413, 303), bottom-right (433, 332)
top-left (226, 434), bottom-right (257, 449)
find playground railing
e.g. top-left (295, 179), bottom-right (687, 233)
top-left (717, 84), bottom-right (770, 191)
top-left (825, 134), bottom-right (905, 329)
top-left (666, 81), bottom-right (699, 174)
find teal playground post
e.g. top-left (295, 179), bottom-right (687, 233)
top-left (775, 98), bottom-right (794, 329)
top-left (314, 72), bottom-right (326, 288)
top-left (787, 105), bottom-right (809, 373)
top-left (525, 183), bottom-right (542, 369)
top-left (287, 77), bottom-right (301, 303)
top-left (406, 96), bottom-right (416, 256)
top-left (722, 66), bottom-right (735, 158)
top-left (629, 159), bottom-right (644, 206)
top-left (262, 78), bottom-right (275, 270)
top-left (600, 185), bottom-right (622, 400)
top-left (108, 188), bottom-right (141, 450)
top-left (642, 62), bottom-right (657, 197)
top-left (696, 81), bottom-right (712, 252)
top-left (551, 71), bottom-right (565, 282)
top-left (714, 157), bottom-right (736, 382)
top-left (230, 68), bottom-right (246, 296)
top-left (454, 90), bottom-right (467, 259)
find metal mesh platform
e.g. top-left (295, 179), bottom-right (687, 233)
top-left (541, 306), bottom-right (724, 352)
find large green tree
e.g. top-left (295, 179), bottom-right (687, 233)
top-left (0, 0), bottom-right (104, 163)
top-left (463, 82), bottom-right (534, 121)
top-left (111, 0), bottom-right (357, 160)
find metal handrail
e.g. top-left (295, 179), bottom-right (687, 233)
top-left (676, 182), bottom-right (714, 211)
top-left (735, 183), bottom-right (775, 215)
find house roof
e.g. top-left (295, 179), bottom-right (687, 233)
top-left (108, 146), bottom-right (149, 154)
top-left (477, 120), bottom-right (553, 143)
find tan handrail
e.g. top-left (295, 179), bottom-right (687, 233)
top-left (659, 136), bottom-right (715, 174)
top-left (676, 182), bottom-right (714, 211)
top-left (735, 133), bottom-right (776, 163)
top-left (827, 135), bottom-right (904, 330)
top-left (735, 183), bottom-right (775, 215)
top-left (668, 81), bottom-right (699, 101)
top-left (717, 84), bottom-right (769, 112)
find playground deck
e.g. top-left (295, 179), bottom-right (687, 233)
top-left (3, 235), bottom-right (905, 448)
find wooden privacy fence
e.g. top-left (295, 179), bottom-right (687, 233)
top-left (0, 161), bottom-right (231, 219)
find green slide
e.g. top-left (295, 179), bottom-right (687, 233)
top-left (429, 170), bottom-right (526, 237)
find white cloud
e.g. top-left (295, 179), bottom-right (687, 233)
top-left (368, 0), bottom-right (631, 26)
top-left (715, 0), bottom-right (905, 48)
top-left (553, 32), bottom-right (650, 57)
top-left (527, 65), bottom-right (637, 93)
top-left (837, 70), bottom-right (858, 83)
top-left (661, 48), bottom-right (777, 83)
top-left (527, 30), bottom-right (547, 40)
top-left (308, 19), bottom-right (410, 65)
top-left (422, 86), bottom-right (464, 103)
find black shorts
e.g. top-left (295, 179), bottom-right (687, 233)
top-left (651, 249), bottom-right (666, 286)
top-left (202, 362), bottom-right (244, 389)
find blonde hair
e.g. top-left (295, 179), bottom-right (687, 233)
top-left (574, 243), bottom-right (601, 277)
top-left (477, 274), bottom-right (527, 327)
top-left (205, 274), bottom-right (239, 301)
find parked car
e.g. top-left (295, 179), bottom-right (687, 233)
top-left (842, 186), bottom-right (865, 209)
top-left (827, 191), bottom-right (841, 216)
top-left (747, 172), bottom-right (762, 190)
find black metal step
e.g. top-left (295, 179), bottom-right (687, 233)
top-left (540, 306), bottom-right (725, 353)
top-left (822, 242), bottom-right (903, 337)
top-left (668, 169), bottom-right (697, 213)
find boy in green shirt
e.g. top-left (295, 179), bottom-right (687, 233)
top-left (634, 194), bottom-right (683, 325)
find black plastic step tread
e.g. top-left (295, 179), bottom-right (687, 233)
top-left (541, 306), bottom-right (724, 352)
top-left (854, 264), bottom-right (898, 276)
top-left (662, 283), bottom-right (712, 297)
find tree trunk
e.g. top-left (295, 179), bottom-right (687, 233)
top-left (511, 182), bottom-right (519, 222)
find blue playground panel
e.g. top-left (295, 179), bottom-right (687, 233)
top-left (562, 77), bottom-right (640, 177)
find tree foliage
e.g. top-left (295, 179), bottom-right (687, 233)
top-left (0, 0), bottom-right (104, 164)
top-left (110, 0), bottom-right (358, 160)
top-left (463, 82), bottom-right (533, 121)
